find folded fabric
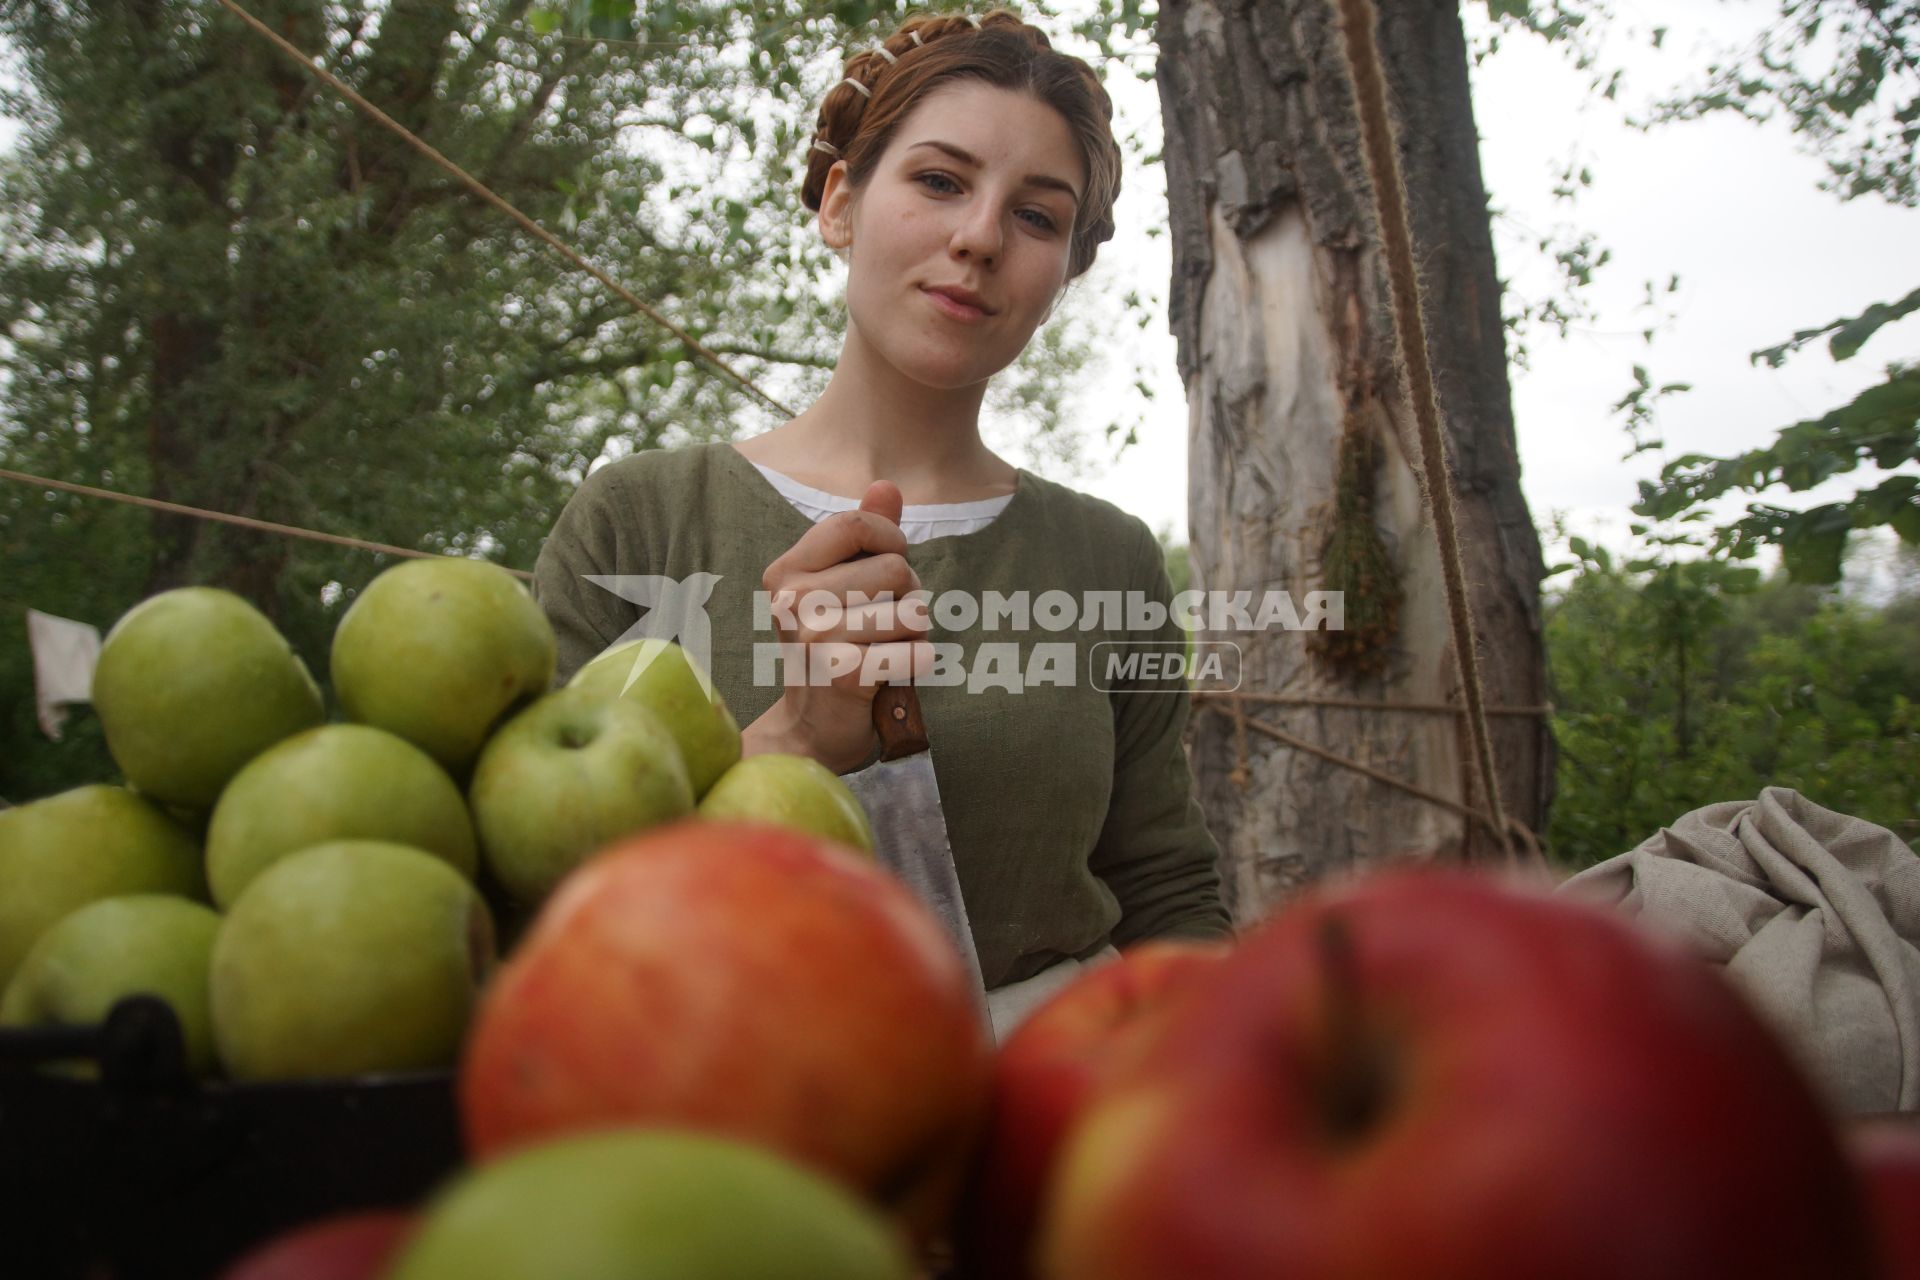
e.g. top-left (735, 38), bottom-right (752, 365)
top-left (1559, 787), bottom-right (1920, 1115)
top-left (26, 608), bottom-right (102, 742)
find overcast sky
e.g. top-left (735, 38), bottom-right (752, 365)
top-left (1063, 0), bottom-right (1920, 569)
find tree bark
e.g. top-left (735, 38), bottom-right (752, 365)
top-left (1158, 0), bottom-right (1554, 919)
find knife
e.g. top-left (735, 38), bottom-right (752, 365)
top-left (842, 682), bottom-right (990, 1018)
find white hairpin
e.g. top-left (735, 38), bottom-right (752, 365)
top-left (965, 13), bottom-right (982, 27)
top-left (839, 76), bottom-right (871, 99)
top-left (811, 139), bottom-right (841, 158)
top-left (909, 30), bottom-right (925, 46)
top-left (872, 43), bottom-right (898, 64)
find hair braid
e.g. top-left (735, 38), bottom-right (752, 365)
top-left (799, 8), bottom-right (1121, 282)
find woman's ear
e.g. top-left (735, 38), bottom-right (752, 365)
top-left (817, 161), bottom-right (855, 251)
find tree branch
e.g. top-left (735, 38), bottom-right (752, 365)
top-left (696, 342), bottom-right (834, 369)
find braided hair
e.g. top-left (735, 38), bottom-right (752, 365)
top-left (800, 7), bottom-right (1122, 283)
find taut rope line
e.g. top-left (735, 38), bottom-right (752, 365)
top-left (0, 467), bottom-right (532, 581)
top-left (1332, 0), bottom-right (1521, 864)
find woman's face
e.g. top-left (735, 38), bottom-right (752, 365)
top-left (818, 80), bottom-right (1086, 391)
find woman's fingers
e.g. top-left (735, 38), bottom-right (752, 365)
top-left (764, 538), bottom-right (924, 639)
top-left (787, 638), bottom-right (937, 690)
top-left (771, 589), bottom-right (930, 648)
top-left (763, 508), bottom-right (910, 583)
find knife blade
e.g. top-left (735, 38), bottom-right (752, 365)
top-left (842, 682), bottom-right (989, 1017)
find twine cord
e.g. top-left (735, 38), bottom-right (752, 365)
top-left (0, 467), bottom-right (532, 580)
top-left (1332, 0), bottom-right (1518, 863)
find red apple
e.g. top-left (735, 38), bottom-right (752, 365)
top-left (457, 820), bottom-right (992, 1242)
top-left (220, 1210), bottom-right (416, 1280)
top-left (1849, 1119), bottom-right (1920, 1278)
top-left (960, 939), bottom-right (1229, 1280)
top-left (1041, 865), bottom-right (1877, 1280)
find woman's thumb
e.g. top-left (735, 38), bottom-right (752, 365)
top-left (859, 479), bottom-right (904, 527)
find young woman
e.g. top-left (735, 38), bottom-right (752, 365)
top-left (533, 8), bottom-right (1231, 1034)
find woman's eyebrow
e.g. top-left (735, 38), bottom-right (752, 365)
top-left (904, 139), bottom-right (1081, 206)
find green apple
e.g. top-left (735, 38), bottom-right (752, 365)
top-left (469, 686), bottom-right (694, 906)
top-left (92, 587), bottom-right (325, 809)
top-left (0, 785), bottom-right (205, 991)
top-left (569, 639), bottom-right (742, 798)
top-left (206, 724), bottom-right (477, 909)
top-left (331, 557), bottom-right (556, 775)
top-left (697, 754), bottom-right (875, 856)
top-left (210, 840), bottom-right (494, 1081)
top-left (387, 1129), bottom-right (913, 1280)
top-left (1, 894), bottom-right (222, 1076)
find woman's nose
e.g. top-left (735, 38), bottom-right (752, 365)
top-left (949, 200), bottom-right (1003, 266)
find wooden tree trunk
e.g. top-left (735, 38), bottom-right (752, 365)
top-left (1158, 0), bottom-right (1554, 919)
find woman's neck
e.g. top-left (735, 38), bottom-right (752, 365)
top-left (735, 328), bottom-right (1018, 505)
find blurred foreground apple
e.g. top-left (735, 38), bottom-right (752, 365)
top-left (697, 752), bottom-right (875, 855)
top-left (1850, 1119), bottom-right (1920, 1278)
top-left (468, 687), bottom-right (692, 906)
top-left (207, 724), bottom-right (477, 908)
top-left (568, 638), bottom-right (742, 798)
top-left (330, 557), bottom-right (554, 775)
top-left (0, 784), bottom-right (205, 990)
top-left (386, 1130), bottom-right (913, 1280)
top-left (220, 1210), bottom-right (416, 1280)
top-left (960, 939), bottom-right (1228, 1280)
top-left (1041, 866), bottom-right (1877, 1280)
top-left (458, 821), bottom-right (991, 1242)
top-left (92, 587), bottom-right (325, 810)
top-left (1, 894), bottom-right (222, 1075)
top-left (211, 841), bottom-right (495, 1081)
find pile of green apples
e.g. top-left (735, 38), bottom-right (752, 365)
top-left (0, 556), bottom-right (873, 1083)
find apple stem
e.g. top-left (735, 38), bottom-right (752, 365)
top-left (1317, 912), bottom-right (1388, 1146)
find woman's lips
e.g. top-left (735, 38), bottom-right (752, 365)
top-left (922, 287), bottom-right (987, 322)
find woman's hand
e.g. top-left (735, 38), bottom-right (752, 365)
top-left (741, 480), bottom-right (934, 774)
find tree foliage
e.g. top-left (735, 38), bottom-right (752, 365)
top-left (0, 0), bottom-right (1131, 800)
top-left (1544, 536), bottom-right (1920, 868)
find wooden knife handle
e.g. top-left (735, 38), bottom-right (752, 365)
top-left (871, 683), bottom-right (929, 760)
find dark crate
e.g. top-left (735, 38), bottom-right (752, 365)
top-left (0, 997), bottom-right (463, 1279)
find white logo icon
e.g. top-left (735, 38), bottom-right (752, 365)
top-left (584, 573), bottom-right (724, 699)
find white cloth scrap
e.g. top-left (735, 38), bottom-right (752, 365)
top-left (985, 945), bottom-right (1121, 1045)
top-left (26, 608), bottom-right (102, 741)
top-left (1559, 787), bottom-right (1920, 1115)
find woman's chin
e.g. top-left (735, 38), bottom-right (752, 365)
top-left (888, 347), bottom-right (1009, 392)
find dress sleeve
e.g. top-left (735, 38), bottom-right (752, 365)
top-left (1087, 521), bottom-right (1235, 946)
top-left (531, 465), bottom-right (637, 687)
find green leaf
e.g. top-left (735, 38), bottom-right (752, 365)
top-left (1830, 285), bottom-right (1920, 361)
top-left (1778, 505), bottom-right (1853, 584)
top-left (1751, 285), bottom-right (1920, 367)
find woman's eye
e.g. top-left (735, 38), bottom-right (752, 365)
top-left (915, 172), bottom-right (1058, 233)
